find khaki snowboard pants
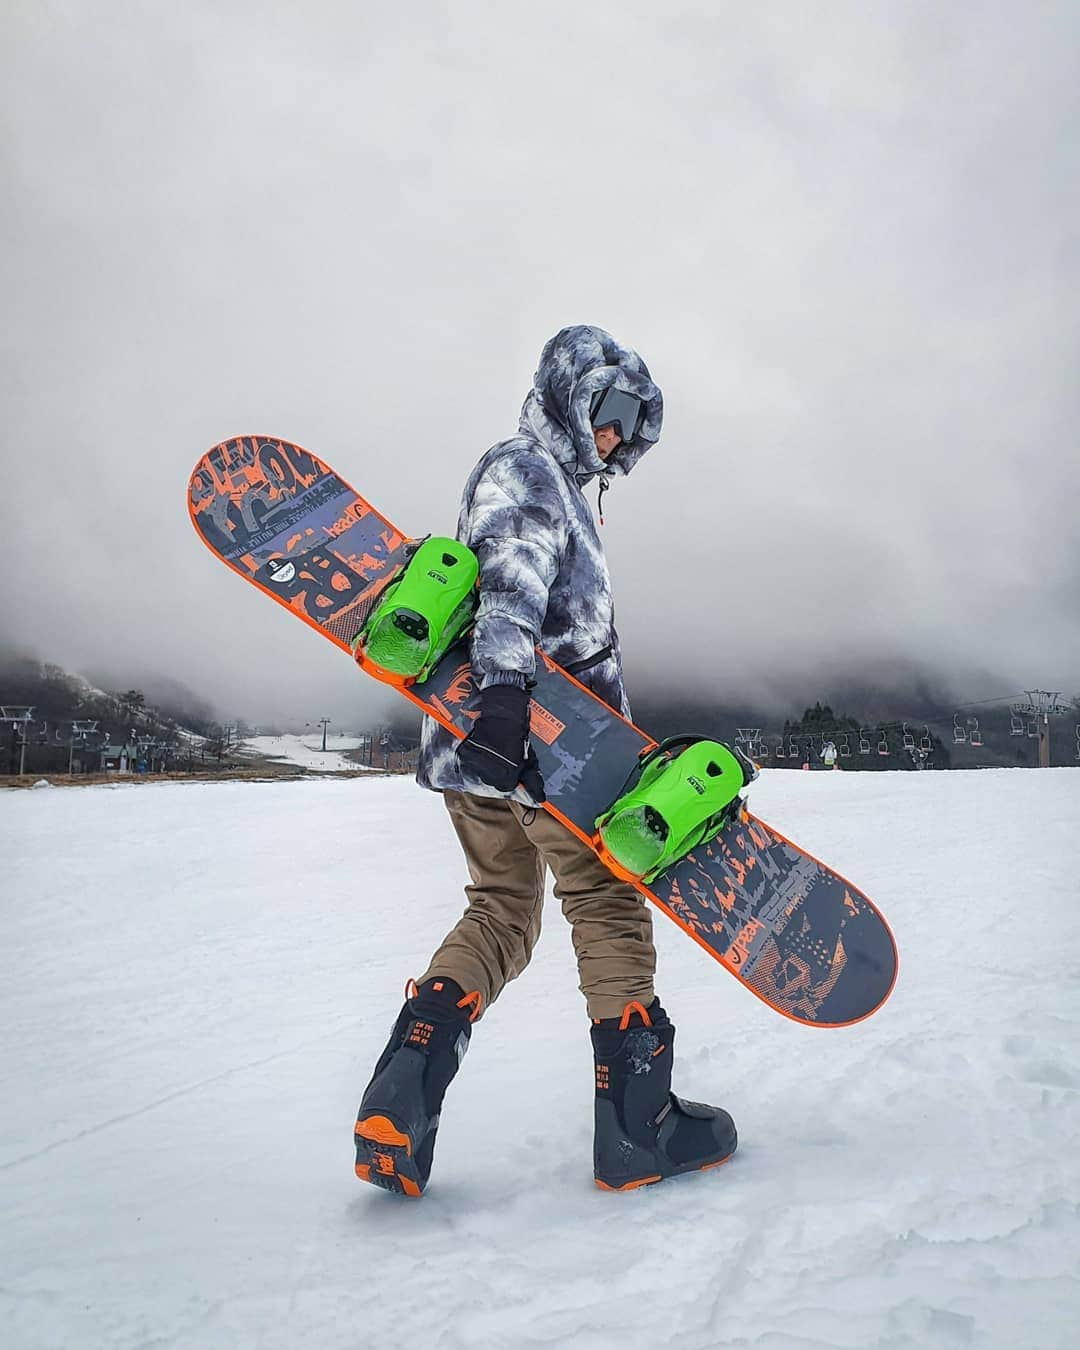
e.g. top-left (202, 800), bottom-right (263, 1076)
top-left (421, 790), bottom-right (656, 1021)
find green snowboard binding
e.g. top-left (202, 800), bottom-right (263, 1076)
top-left (351, 536), bottom-right (478, 685)
top-left (594, 737), bottom-right (759, 883)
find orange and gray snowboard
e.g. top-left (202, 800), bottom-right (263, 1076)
top-left (189, 437), bottom-right (897, 1027)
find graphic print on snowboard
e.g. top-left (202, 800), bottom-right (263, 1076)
top-left (189, 436), bottom-right (897, 1027)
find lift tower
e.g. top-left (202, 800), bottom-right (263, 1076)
top-left (1009, 691), bottom-right (1070, 767)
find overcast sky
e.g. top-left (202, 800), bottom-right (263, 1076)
top-left (3, 1), bottom-right (1077, 728)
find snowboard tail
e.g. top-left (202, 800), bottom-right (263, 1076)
top-left (189, 437), bottom-right (898, 1028)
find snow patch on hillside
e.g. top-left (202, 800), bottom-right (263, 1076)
top-left (238, 733), bottom-right (374, 772)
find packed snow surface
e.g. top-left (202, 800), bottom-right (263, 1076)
top-left (2, 768), bottom-right (1078, 1349)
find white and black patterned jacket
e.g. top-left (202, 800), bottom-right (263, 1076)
top-left (416, 324), bottom-right (663, 797)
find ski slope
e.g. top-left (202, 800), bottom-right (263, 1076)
top-left (2, 768), bottom-right (1078, 1349)
top-left (237, 733), bottom-right (372, 772)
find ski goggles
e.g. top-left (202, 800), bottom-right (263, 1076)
top-left (589, 386), bottom-right (644, 443)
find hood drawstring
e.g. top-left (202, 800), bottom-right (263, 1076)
top-left (598, 476), bottom-right (609, 526)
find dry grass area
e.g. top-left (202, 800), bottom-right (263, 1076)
top-left (0, 764), bottom-right (401, 789)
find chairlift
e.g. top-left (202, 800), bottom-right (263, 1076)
top-left (839, 734), bottom-right (852, 758)
top-left (1010, 712), bottom-right (1025, 736)
top-left (1027, 719), bottom-right (1038, 738)
top-left (968, 718), bottom-right (983, 748)
top-left (901, 723), bottom-right (915, 751)
top-left (953, 714), bottom-right (967, 745)
top-left (775, 740), bottom-right (786, 760)
top-left (787, 739), bottom-right (799, 758)
top-left (920, 725), bottom-right (933, 752)
top-left (859, 730), bottom-right (871, 755)
top-left (1075, 724), bottom-right (1080, 760)
top-left (877, 732), bottom-right (890, 756)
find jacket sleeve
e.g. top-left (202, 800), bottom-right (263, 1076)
top-left (462, 450), bottom-right (566, 688)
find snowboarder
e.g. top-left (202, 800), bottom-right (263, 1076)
top-left (354, 325), bottom-right (737, 1196)
top-left (821, 739), bottom-right (838, 770)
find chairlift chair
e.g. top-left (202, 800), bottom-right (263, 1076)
top-left (968, 718), bottom-right (982, 748)
top-left (901, 723), bottom-right (915, 751)
top-left (859, 730), bottom-right (871, 754)
top-left (839, 734), bottom-right (852, 758)
top-left (1010, 712), bottom-right (1024, 736)
top-left (920, 726), bottom-right (933, 752)
top-left (878, 732), bottom-right (890, 756)
top-left (775, 740), bottom-right (786, 760)
top-left (953, 714), bottom-right (967, 744)
top-left (787, 739), bottom-right (799, 758)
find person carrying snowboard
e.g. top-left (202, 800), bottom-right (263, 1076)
top-left (354, 325), bottom-right (737, 1196)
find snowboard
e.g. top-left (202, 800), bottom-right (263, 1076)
top-left (188, 436), bottom-right (897, 1027)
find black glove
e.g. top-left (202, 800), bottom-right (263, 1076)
top-left (457, 683), bottom-right (546, 802)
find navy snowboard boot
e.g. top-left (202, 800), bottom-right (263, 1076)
top-left (591, 998), bottom-right (737, 1191)
top-left (354, 977), bottom-right (479, 1197)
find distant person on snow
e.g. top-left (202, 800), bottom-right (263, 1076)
top-left (821, 739), bottom-right (839, 770)
top-left (353, 325), bottom-right (737, 1196)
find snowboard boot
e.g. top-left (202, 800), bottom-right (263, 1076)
top-left (354, 977), bottom-right (479, 1197)
top-left (591, 998), bottom-right (737, 1191)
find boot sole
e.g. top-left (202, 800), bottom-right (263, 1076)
top-left (595, 1151), bottom-right (733, 1192)
top-left (354, 1112), bottom-right (424, 1198)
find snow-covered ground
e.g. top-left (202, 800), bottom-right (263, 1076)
top-left (237, 733), bottom-right (372, 772)
top-left (2, 768), bottom-right (1078, 1349)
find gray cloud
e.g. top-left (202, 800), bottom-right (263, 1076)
top-left (3, 1), bottom-right (1077, 726)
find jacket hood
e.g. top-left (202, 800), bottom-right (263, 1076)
top-left (517, 324), bottom-right (663, 483)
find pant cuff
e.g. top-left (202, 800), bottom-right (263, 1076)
top-left (584, 985), bottom-right (656, 1021)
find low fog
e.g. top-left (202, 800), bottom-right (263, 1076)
top-left (3, 2), bottom-right (1077, 728)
